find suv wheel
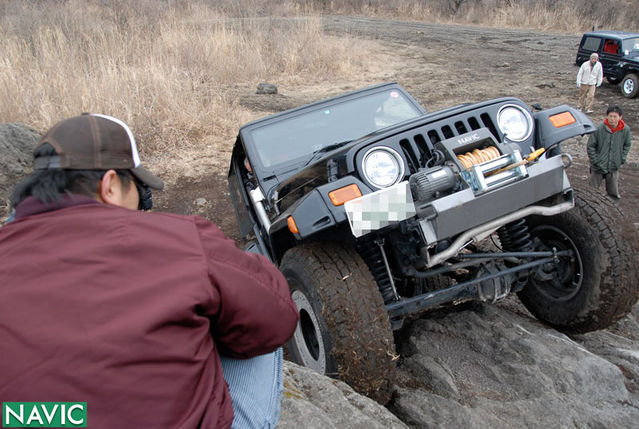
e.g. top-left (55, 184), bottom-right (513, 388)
top-left (621, 73), bottom-right (638, 98)
top-left (280, 242), bottom-right (396, 404)
top-left (518, 187), bottom-right (639, 333)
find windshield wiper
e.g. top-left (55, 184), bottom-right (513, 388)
top-left (303, 140), bottom-right (353, 167)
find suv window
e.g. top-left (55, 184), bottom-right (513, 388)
top-left (622, 37), bottom-right (639, 56)
top-left (582, 36), bottom-right (601, 51)
top-left (603, 39), bottom-right (620, 54)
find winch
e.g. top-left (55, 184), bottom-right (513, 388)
top-left (409, 128), bottom-right (538, 203)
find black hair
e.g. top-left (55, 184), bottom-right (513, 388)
top-left (607, 105), bottom-right (623, 116)
top-left (10, 143), bottom-right (133, 209)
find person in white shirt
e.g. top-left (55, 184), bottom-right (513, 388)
top-left (576, 52), bottom-right (604, 113)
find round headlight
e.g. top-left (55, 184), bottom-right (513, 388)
top-left (497, 105), bottom-right (533, 142)
top-left (362, 147), bottom-right (404, 189)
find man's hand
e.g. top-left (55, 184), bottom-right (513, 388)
top-left (577, 83), bottom-right (581, 88)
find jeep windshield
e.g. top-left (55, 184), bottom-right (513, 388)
top-left (248, 88), bottom-right (423, 169)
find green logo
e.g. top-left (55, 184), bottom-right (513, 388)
top-left (2, 402), bottom-right (86, 427)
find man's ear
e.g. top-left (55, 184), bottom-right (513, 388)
top-left (97, 170), bottom-right (122, 205)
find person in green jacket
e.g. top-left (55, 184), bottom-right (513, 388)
top-left (587, 105), bottom-right (632, 199)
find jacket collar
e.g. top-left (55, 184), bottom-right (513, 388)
top-left (604, 118), bottom-right (625, 133)
top-left (14, 194), bottom-right (99, 220)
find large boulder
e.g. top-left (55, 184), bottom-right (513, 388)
top-left (280, 361), bottom-right (407, 429)
top-left (390, 301), bottom-right (639, 428)
top-left (279, 300), bottom-right (639, 428)
top-left (0, 123), bottom-right (40, 220)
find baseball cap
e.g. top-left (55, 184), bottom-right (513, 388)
top-left (33, 113), bottom-right (164, 190)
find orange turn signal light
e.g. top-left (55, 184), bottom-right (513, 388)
top-left (287, 216), bottom-right (299, 234)
top-left (549, 112), bottom-right (576, 128)
top-left (328, 184), bottom-right (362, 206)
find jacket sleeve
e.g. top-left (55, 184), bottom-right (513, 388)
top-left (576, 64), bottom-right (583, 86)
top-left (587, 131), bottom-right (598, 163)
top-left (194, 217), bottom-right (298, 359)
top-left (596, 63), bottom-right (603, 87)
top-left (622, 128), bottom-right (632, 164)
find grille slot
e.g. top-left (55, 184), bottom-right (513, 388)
top-left (399, 138), bottom-right (420, 173)
top-left (427, 130), bottom-right (441, 145)
top-left (455, 121), bottom-right (467, 134)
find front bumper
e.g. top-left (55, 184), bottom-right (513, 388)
top-left (345, 154), bottom-right (573, 255)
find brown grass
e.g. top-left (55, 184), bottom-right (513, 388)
top-left (2, 0), bottom-right (637, 182)
top-left (321, 0), bottom-right (639, 32)
top-left (0, 0), bottom-right (378, 180)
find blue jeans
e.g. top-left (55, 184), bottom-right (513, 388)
top-left (220, 348), bottom-right (283, 429)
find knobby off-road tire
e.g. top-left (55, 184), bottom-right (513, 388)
top-left (280, 242), bottom-right (396, 404)
top-left (518, 188), bottom-right (639, 333)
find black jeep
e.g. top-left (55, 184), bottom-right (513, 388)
top-left (228, 83), bottom-right (639, 403)
top-left (576, 30), bottom-right (639, 98)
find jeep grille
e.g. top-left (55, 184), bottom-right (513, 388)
top-left (398, 113), bottom-right (499, 174)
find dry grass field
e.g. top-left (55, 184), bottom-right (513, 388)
top-left (320, 0), bottom-right (639, 32)
top-left (2, 0), bottom-right (637, 187)
top-left (0, 0), bottom-right (382, 183)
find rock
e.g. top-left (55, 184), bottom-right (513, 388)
top-left (0, 123), bottom-right (41, 219)
top-left (400, 353), bottom-right (460, 400)
top-left (279, 361), bottom-right (407, 429)
top-left (573, 305), bottom-right (639, 396)
top-left (390, 303), bottom-right (639, 428)
top-left (279, 301), bottom-right (639, 428)
top-left (257, 83), bottom-right (278, 94)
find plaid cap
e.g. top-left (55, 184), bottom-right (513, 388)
top-left (33, 113), bottom-right (164, 190)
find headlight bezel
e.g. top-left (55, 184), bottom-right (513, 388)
top-left (361, 146), bottom-right (405, 189)
top-left (496, 104), bottom-right (534, 142)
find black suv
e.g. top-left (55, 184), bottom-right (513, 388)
top-left (228, 83), bottom-right (639, 403)
top-left (576, 30), bottom-right (639, 98)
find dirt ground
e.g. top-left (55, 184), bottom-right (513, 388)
top-left (157, 15), bottom-right (639, 238)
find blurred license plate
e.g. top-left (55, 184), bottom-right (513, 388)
top-left (344, 181), bottom-right (416, 238)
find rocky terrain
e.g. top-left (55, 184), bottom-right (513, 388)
top-left (2, 16), bottom-right (639, 429)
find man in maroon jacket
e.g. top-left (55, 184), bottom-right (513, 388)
top-left (0, 114), bottom-right (299, 428)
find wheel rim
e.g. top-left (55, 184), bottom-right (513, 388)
top-left (623, 78), bottom-right (635, 94)
top-left (529, 225), bottom-right (583, 302)
top-left (291, 289), bottom-right (327, 373)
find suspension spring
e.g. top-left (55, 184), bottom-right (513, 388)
top-left (357, 239), bottom-right (397, 304)
top-left (497, 218), bottom-right (533, 252)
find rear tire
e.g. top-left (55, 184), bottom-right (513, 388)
top-left (518, 188), bottom-right (639, 333)
top-left (621, 73), bottom-right (638, 98)
top-left (281, 242), bottom-right (396, 404)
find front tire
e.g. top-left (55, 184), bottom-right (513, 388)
top-left (621, 73), bottom-right (638, 98)
top-left (280, 242), bottom-right (396, 404)
top-left (518, 189), bottom-right (639, 333)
